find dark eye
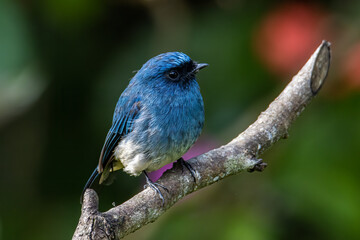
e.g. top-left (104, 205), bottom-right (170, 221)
top-left (168, 70), bottom-right (179, 80)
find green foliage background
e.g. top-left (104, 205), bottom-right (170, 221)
top-left (0, 0), bottom-right (359, 239)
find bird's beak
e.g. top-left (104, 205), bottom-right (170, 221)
top-left (193, 63), bottom-right (209, 73)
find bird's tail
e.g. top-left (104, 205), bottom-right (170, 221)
top-left (80, 168), bottom-right (99, 204)
top-left (99, 161), bottom-right (123, 185)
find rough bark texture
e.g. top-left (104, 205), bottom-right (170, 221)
top-left (73, 41), bottom-right (331, 240)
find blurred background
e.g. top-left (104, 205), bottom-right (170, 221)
top-left (0, 0), bottom-right (359, 239)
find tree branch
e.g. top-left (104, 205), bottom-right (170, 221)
top-left (73, 41), bottom-right (331, 240)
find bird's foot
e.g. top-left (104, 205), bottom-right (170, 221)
top-left (248, 158), bottom-right (267, 172)
top-left (177, 157), bottom-right (198, 183)
top-left (143, 171), bottom-right (169, 205)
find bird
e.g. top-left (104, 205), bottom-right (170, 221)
top-left (81, 52), bottom-right (207, 204)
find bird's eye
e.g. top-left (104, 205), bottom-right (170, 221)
top-left (168, 70), bottom-right (179, 80)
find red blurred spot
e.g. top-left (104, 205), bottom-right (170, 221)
top-left (342, 43), bottom-right (360, 89)
top-left (254, 3), bottom-right (330, 77)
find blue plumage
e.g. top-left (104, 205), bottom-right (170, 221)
top-left (81, 52), bottom-right (207, 202)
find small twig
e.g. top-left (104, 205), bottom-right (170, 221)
top-left (73, 41), bottom-right (331, 240)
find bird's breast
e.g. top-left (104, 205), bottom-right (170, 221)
top-left (115, 82), bottom-right (204, 175)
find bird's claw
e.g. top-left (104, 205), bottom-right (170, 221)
top-left (248, 158), bottom-right (267, 172)
top-left (143, 171), bottom-right (169, 206)
top-left (143, 182), bottom-right (169, 193)
top-left (177, 158), bottom-right (198, 183)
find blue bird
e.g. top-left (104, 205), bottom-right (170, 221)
top-left (81, 52), bottom-right (207, 204)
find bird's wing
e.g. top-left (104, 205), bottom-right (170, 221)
top-left (98, 97), bottom-right (141, 173)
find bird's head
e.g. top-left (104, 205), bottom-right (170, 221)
top-left (135, 52), bottom-right (208, 85)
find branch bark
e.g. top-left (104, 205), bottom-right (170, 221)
top-left (73, 41), bottom-right (331, 240)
